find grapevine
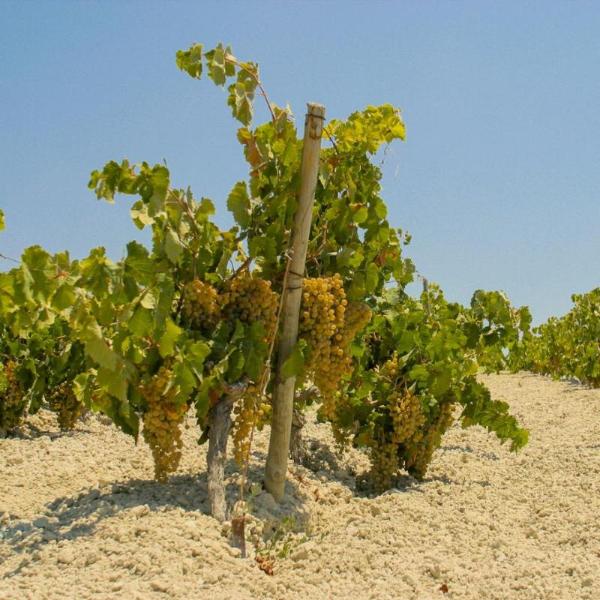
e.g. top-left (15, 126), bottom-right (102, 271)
top-left (516, 288), bottom-right (599, 387)
top-left (0, 39), bottom-right (533, 512)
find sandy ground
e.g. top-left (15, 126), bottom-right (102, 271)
top-left (1, 372), bottom-right (599, 600)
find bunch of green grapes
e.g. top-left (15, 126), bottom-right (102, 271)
top-left (379, 354), bottom-right (425, 445)
top-left (299, 275), bottom-right (346, 417)
top-left (369, 439), bottom-right (400, 492)
top-left (0, 361), bottom-right (26, 432)
top-left (299, 275), bottom-right (371, 419)
top-left (47, 381), bottom-right (84, 430)
top-left (368, 388), bottom-right (426, 491)
top-left (401, 402), bottom-right (455, 480)
top-left (231, 383), bottom-right (271, 466)
top-left (366, 354), bottom-right (429, 490)
top-left (220, 274), bottom-right (279, 465)
top-left (139, 366), bottom-right (188, 482)
top-left (390, 388), bottom-right (425, 445)
top-left (341, 301), bottom-right (373, 346)
top-left (221, 273), bottom-right (279, 340)
top-left (181, 279), bottom-right (220, 330)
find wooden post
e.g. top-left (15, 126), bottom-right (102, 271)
top-left (264, 103), bottom-right (325, 501)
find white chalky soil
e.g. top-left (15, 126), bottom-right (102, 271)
top-left (1, 373), bottom-right (599, 600)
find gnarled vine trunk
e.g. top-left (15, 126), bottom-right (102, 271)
top-left (206, 397), bottom-right (234, 521)
top-left (206, 382), bottom-right (247, 521)
top-left (289, 406), bottom-right (307, 464)
top-left (289, 385), bottom-right (320, 464)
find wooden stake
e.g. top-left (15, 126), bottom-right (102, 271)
top-left (264, 103), bottom-right (325, 501)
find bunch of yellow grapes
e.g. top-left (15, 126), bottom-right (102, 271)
top-left (299, 275), bottom-right (371, 419)
top-left (367, 354), bottom-right (431, 490)
top-left (47, 381), bottom-right (84, 431)
top-left (379, 354), bottom-right (425, 445)
top-left (222, 273), bottom-right (279, 465)
top-left (390, 388), bottom-right (425, 445)
top-left (139, 366), bottom-right (188, 482)
top-left (370, 440), bottom-right (400, 492)
top-left (220, 273), bottom-right (279, 341)
top-left (231, 383), bottom-right (270, 466)
top-left (181, 279), bottom-right (220, 330)
top-left (368, 389), bottom-right (426, 491)
top-left (0, 361), bottom-right (26, 432)
top-left (402, 402), bottom-right (455, 480)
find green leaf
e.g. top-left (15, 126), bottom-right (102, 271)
top-left (85, 336), bottom-right (119, 371)
top-left (206, 44), bottom-right (227, 86)
top-left (227, 349), bottom-right (246, 382)
top-left (176, 43), bottom-right (203, 79)
top-left (96, 366), bottom-right (128, 402)
top-left (226, 181), bottom-right (251, 228)
top-left (88, 160), bottom-right (136, 203)
top-left (129, 305), bottom-right (153, 337)
top-left (353, 206), bottom-right (369, 224)
top-left (72, 371), bottom-right (95, 407)
top-left (195, 377), bottom-right (215, 422)
top-left (430, 369), bottom-right (452, 396)
top-left (140, 290), bottom-right (157, 309)
top-left (51, 284), bottom-right (77, 312)
top-left (0, 209), bottom-right (5, 232)
top-left (130, 201), bottom-right (154, 229)
top-left (164, 230), bottom-right (184, 264)
top-left (159, 319), bottom-right (182, 357)
top-left (282, 339), bottom-right (307, 379)
top-left (172, 360), bottom-right (196, 401)
top-left (184, 340), bottom-right (211, 375)
top-left (365, 262), bottom-right (380, 294)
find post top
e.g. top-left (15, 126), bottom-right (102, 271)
top-left (306, 103), bottom-right (326, 118)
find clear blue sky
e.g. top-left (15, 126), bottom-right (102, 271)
top-left (1, 1), bottom-right (598, 324)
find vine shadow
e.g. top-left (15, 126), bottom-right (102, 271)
top-left (2, 458), bottom-right (308, 577)
top-left (290, 435), bottom-right (428, 496)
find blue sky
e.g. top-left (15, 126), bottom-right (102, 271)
top-left (1, 1), bottom-right (598, 324)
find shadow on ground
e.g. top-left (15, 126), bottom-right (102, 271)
top-left (1, 456), bottom-right (311, 575)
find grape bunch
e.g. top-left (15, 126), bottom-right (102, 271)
top-left (390, 388), bottom-right (425, 445)
top-left (222, 273), bottom-right (279, 464)
top-left (0, 361), bottom-right (26, 432)
top-left (379, 355), bottom-right (425, 445)
top-left (368, 392), bottom-right (454, 488)
top-left (370, 439), bottom-right (400, 492)
top-left (181, 279), bottom-right (220, 330)
top-left (47, 381), bottom-right (84, 430)
top-left (299, 275), bottom-right (371, 419)
top-left (139, 366), bottom-right (188, 482)
top-left (368, 390), bottom-right (426, 491)
top-left (233, 384), bottom-right (261, 466)
top-left (366, 354), bottom-right (429, 490)
top-left (402, 402), bottom-right (455, 480)
top-left (221, 273), bottom-right (279, 341)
